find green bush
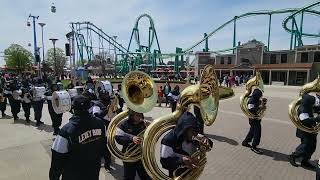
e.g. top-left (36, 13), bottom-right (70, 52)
top-left (219, 86), bottom-right (234, 99)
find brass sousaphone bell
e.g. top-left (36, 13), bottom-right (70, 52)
top-left (239, 71), bottom-right (267, 119)
top-left (107, 71), bottom-right (157, 162)
top-left (142, 65), bottom-right (219, 180)
top-left (288, 75), bottom-right (320, 133)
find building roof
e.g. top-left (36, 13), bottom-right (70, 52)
top-left (214, 63), bottom-right (313, 70)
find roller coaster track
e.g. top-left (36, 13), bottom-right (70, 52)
top-left (183, 1), bottom-right (320, 54)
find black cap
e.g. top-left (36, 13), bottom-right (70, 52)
top-left (72, 95), bottom-right (91, 110)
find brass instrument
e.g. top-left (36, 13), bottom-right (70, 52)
top-left (0, 93), bottom-right (5, 102)
top-left (173, 136), bottom-right (211, 179)
top-left (288, 75), bottom-right (320, 133)
top-left (142, 65), bottom-right (219, 180)
top-left (107, 71), bottom-right (157, 162)
top-left (106, 95), bottom-right (119, 119)
top-left (239, 71), bottom-right (266, 119)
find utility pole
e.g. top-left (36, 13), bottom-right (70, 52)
top-left (49, 38), bottom-right (58, 76)
top-left (38, 22), bottom-right (46, 79)
top-left (28, 14), bottom-right (39, 65)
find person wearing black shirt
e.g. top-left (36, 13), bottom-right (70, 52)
top-left (115, 110), bottom-right (151, 180)
top-left (49, 95), bottom-right (106, 180)
top-left (242, 88), bottom-right (267, 154)
top-left (289, 94), bottom-right (320, 169)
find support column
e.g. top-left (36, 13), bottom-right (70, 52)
top-left (269, 70), bottom-right (272, 85)
top-left (307, 70), bottom-right (310, 83)
top-left (233, 17), bottom-right (237, 54)
top-left (286, 70), bottom-right (290, 85)
top-left (267, 14), bottom-right (272, 51)
top-left (220, 70), bottom-right (222, 77)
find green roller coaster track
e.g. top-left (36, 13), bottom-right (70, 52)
top-left (71, 1), bottom-right (320, 74)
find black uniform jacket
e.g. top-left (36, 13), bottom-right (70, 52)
top-left (49, 114), bottom-right (106, 180)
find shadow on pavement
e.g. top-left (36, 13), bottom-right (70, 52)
top-left (105, 162), bottom-right (124, 180)
top-left (205, 134), bottom-right (239, 146)
top-left (12, 118), bottom-right (54, 133)
top-left (259, 148), bottom-right (290, 162)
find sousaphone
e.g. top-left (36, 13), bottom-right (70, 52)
top-left (107, 71), bottom-right (157, 162)
top-left (142, 65), bottom-right (219, 180)
top-left (239, 71), bottom-right (266, 119)
top-left (288, 75), bottom-right (320, 133)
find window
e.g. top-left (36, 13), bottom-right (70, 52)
top-left (270, 54), bottom-right (277, 64)
top-left (220, 57), bottom-right (224, 64)
top-left (301, 52), bottom-right (308, 63)
top-left (314, 52), bottom-right (320, 62)
top-left (227, 57), bottom-right (232, 64)
top-left (280, 54), bottom-right (287, 63)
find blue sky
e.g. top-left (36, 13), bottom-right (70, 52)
top-left (0, 0), bottom-right (319, 65)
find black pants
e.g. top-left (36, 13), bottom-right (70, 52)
top-left (104, 121), bottom-right (111, 167)
top-left (165, 94), bottom-right (169, 106)
top-left (49, 111), bottom-right (63, 131)
top-left (33, 101), bottom-right (44, 122)
top-left (0, 98), bottom-right (7, 115)
top-left (317, 165), bottom-right (320, 180)
top-left (243, 119), bottom-right (261, 147)
top-left (9, 98), bottom-right (20, 119)
top-left (22, 102), bottom-right (31, 119)
top-left (293, 134), bottom-right (317, 161)
top-left (123, 161), bottom-right (151, 180)
top-left (171, 102), bottom-right (177, 112)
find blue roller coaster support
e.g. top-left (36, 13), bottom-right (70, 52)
top-left (233, 17), bottom-right (237, 54)
top-left (203, 33), bottom-right (209, 52)
top-left (175, 47), bottom-right (183, 72)
top-left (267, 14), bottom-right (272, 51)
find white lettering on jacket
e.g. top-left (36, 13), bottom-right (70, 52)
top-left (78, 129), bottom-right (102, 143)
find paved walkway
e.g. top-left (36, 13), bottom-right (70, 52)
top-left (0, 86), bottom-right (318, 180)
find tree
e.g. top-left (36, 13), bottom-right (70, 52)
top-left (4, 44), bottom-right (33, 71)
top-left (45, 48), bottom-right (67, 76)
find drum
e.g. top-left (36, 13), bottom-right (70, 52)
top-left (75, 86), bottom-right (84, 94)
top-left (52, 90), bottom-right (71, 114)
top-left (68, 89), bottom-right (78, 98)
top-left (13, 90), bottom-right (22, 100)
top-left (32, 87), bottom-right (46, 101)
top-left (95, 81), bottom-right (112, 97)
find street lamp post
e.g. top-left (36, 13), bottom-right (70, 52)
top-left (38, 22), bottom-right (46, 79)
top-left (49, 38), bottom-right (58, 76)
top-left (28, 14), bottom-right (39, 65)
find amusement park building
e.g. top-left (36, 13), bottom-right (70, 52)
top-left (195, 39), bottom-right (320, 86)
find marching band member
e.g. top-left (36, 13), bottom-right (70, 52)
top-left (32, 78), bottom-right (45, 126)
top-left (89, 89), bottom-right (112, 171)
top-left (160, 111), bottom-right (213, 177)
top-left (115, 109), bottom-right (151, 180)
top-left (241, 88), bottom-right (266, 154)
top-left (116, 84), bottom-right (124, 113)
top-left (49, 95), bottom-right (106, 180)
top-left (0, 79), bottom-right (8, 118)
top-left (8, 79), bottom-right (21, 121)
top-left (289, 94), bottom-right (320, 169)
top-left (21, 79), bottom-right (32, 123)
top-left (314, 92), bottom-right (320, 113)
top-left (168, 85), bottom-right (180, 112)
top-left (83, 83), bottom-right (97, 101)
top-left (45, 83), bottom-right (63, 135)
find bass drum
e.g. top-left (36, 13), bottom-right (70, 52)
top-left (13, 90), bottom-right (22, 100)
top-left (68, 88), bottom-right (78, 98)
top-left (52, 90), bottom-right (71, 114)
top-left (95, 81), bottom-right (112, 97)
top-left (32, 87), bottom-right (46, 101)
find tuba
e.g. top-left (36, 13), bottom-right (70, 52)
top-left (106, 94), bottom-right (119, 119)
top-left (142, 65), bottom-right (219, 180)
top-left (107, 71), bottom-right (157, 162)
top-left (288, 75), bottom-right (320, 133)
top-left (239, 71), bottom-right (266, 119)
